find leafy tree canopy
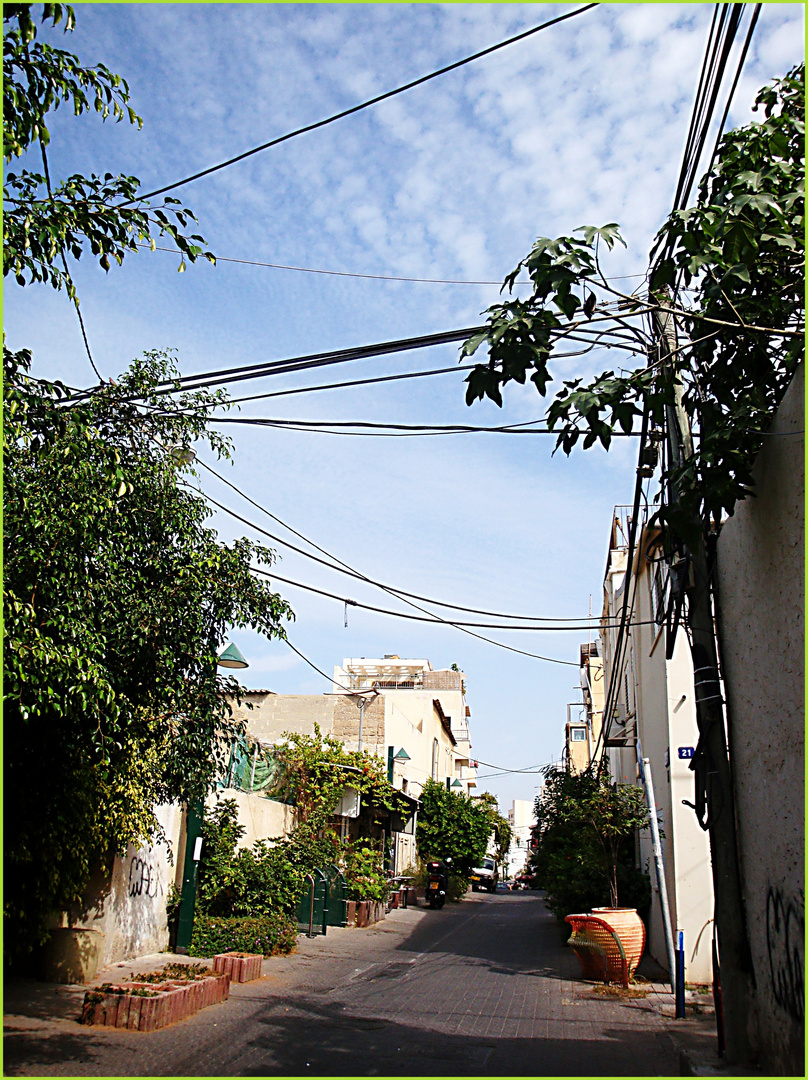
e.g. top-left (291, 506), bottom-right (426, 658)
top-left (3, 3), bottom-right (214, 310)
top-left (462, 66), bottom-right (804, 541)
top-left (416, 778), bottom-right (496, 876)
top-left (2, 4), bottom-right (261, 960)
top-left (534, 767), bottom-right (649, 911)
top-left (3, 348), bottom-right (294, 957)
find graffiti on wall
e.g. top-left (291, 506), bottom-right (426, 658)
top-left (128, 852), bottom-right (164, 901)
top-left (766, 885), bottom-right (804, 1021)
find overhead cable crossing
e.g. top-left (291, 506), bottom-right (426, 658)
top-left (131, 4), bottom-right (599, 204)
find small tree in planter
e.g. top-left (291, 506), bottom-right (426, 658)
top-left (534, 766), bottom-right (651, 916)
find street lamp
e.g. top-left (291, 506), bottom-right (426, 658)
top-left (216, 641), bottom-right (249, 669)
top-left (387, 746), bottom-right (411, 784)
top-left (175, 642), bottom-right (249, 952)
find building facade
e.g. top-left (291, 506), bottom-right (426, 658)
top-left (223, 656), bottom-right (478, 873)
top-left (503, 799), bottom-right (536, 881)
top-left (600, 507), bottom-right (714, 985)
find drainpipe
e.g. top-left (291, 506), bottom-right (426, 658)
top-left (637, 741), bottom-right (676, 989)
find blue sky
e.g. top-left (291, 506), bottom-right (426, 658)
top-left (5, 2), bottom-right (804, 810)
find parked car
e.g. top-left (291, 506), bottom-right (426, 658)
top-left (469, 856), bottom-right (498, 893)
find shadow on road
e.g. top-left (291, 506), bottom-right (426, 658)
top-left (237, 993), bottom-right (679, 1077)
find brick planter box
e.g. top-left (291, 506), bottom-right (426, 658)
top-left (346, 900), bottom-right (357, 926)
top-left (213, 952), bottom-right (263, 983)
top-left (80, 972), bottom-right (230, 1032)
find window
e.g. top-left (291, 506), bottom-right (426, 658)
top-left (431, 738), bottom-right (439, 780)
top-left (651, 562), bottom-right (668, 627)
top-left (570, 727), bottom-right (587, 742)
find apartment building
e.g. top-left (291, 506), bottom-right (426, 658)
top-left (564, 642), bottom-right (605, 772)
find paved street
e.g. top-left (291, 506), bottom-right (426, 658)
top-left (4, 892), bottom-right (716, 1076)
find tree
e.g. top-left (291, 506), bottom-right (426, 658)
top-left (3, 4), bottom-right (214, 317)
top-left (415, 778), bottom-right (493, 876)
top-left (3, 349), bottom-right (294, 958)
top-left (461, 65), bottom-right (804, 541)
top-left (532, 767), bottom-right (650, 920)
top-left (474, 791), bottom-right (513, 864)
top-left (2, 4), bottom-right (292, 960)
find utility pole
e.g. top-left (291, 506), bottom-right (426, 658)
top-left (653, 299), bottom-right (756, 1064)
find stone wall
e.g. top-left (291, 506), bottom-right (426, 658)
top-left (422, 670), bottom-right (463, 691)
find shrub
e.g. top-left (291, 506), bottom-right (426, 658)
top-left (341, 838), bottom-right (389, 902)
top-left (189, 913), bottom-right (297, 958)
top-left (448, 874), bottom-right (469, 903)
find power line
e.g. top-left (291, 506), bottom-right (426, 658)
top-left (252, 562), bottom-right (578, 666)
top-left (650, 2), bottom-right (749, 269)
top-left (194, 458), bottom-right (622, 624)
top-left (250, 567), bottom-right (655, 633)
top-left (68, 326), bottom-right (488, 404)
top-left (209, 416), bottom-right (644, 438)
top-left (133, 5), bottom-right (599, 203)
top-left (141, 242), bottom-right (650, 287)
top-left (474, 758), bottom-right (551, 775)
top-left (219, 364), bottom-right (478, 405)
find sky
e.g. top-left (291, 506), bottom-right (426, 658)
top-left (5, 2), bottom-right (804, 812)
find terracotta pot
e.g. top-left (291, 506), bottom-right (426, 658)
top-left (590, 908), bottom-right (646, 984)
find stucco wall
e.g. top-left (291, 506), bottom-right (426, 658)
top-left (715, 363), bottom-right (804, 1075)
top-left (60, 802), bottom-right (184, 968)
top-left (209, 788), bottom-right (296, 849)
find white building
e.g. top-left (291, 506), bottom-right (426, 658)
top-left (601, 506), bottom-right (714, 985)
top-left (503, 799), bottom-right (535, 880)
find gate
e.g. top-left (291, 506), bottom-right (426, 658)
top-left (324, 864), bottom-right (348, 927)
top-left (296, 868), bottom-right (328, 937)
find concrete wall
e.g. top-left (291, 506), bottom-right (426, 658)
top-left (385, 691), bottom-right (457, 796)
top-left (630, 562), bottom-right (713, 985)
top-left (715, 363), bottom-right (804, 1075)
top-left (51, 802), bottom-right (185, 975)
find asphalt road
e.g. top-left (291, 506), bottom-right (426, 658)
top-left (4, 891), bottom-right (697, 1076)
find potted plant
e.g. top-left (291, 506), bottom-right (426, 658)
top-left (534, 766), bottom-right (651, 981)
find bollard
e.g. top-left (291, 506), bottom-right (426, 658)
top-left (675, 929), bottom-right (686, 1019)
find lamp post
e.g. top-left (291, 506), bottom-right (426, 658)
top-left (174, 642), bottom-right (248, 953)
top-left (385, 747), bottom-right (411, 873)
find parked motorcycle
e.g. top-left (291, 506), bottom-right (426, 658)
top-left (425, 857), bottom-right (452, 908)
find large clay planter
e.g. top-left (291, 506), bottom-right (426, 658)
top-left (566, 908), bottom-right (645, 987)
top-left (591, 908), bottom-right (645, 984)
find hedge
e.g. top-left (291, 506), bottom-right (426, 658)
top-left (188, 913), bottom-right (298, 958)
